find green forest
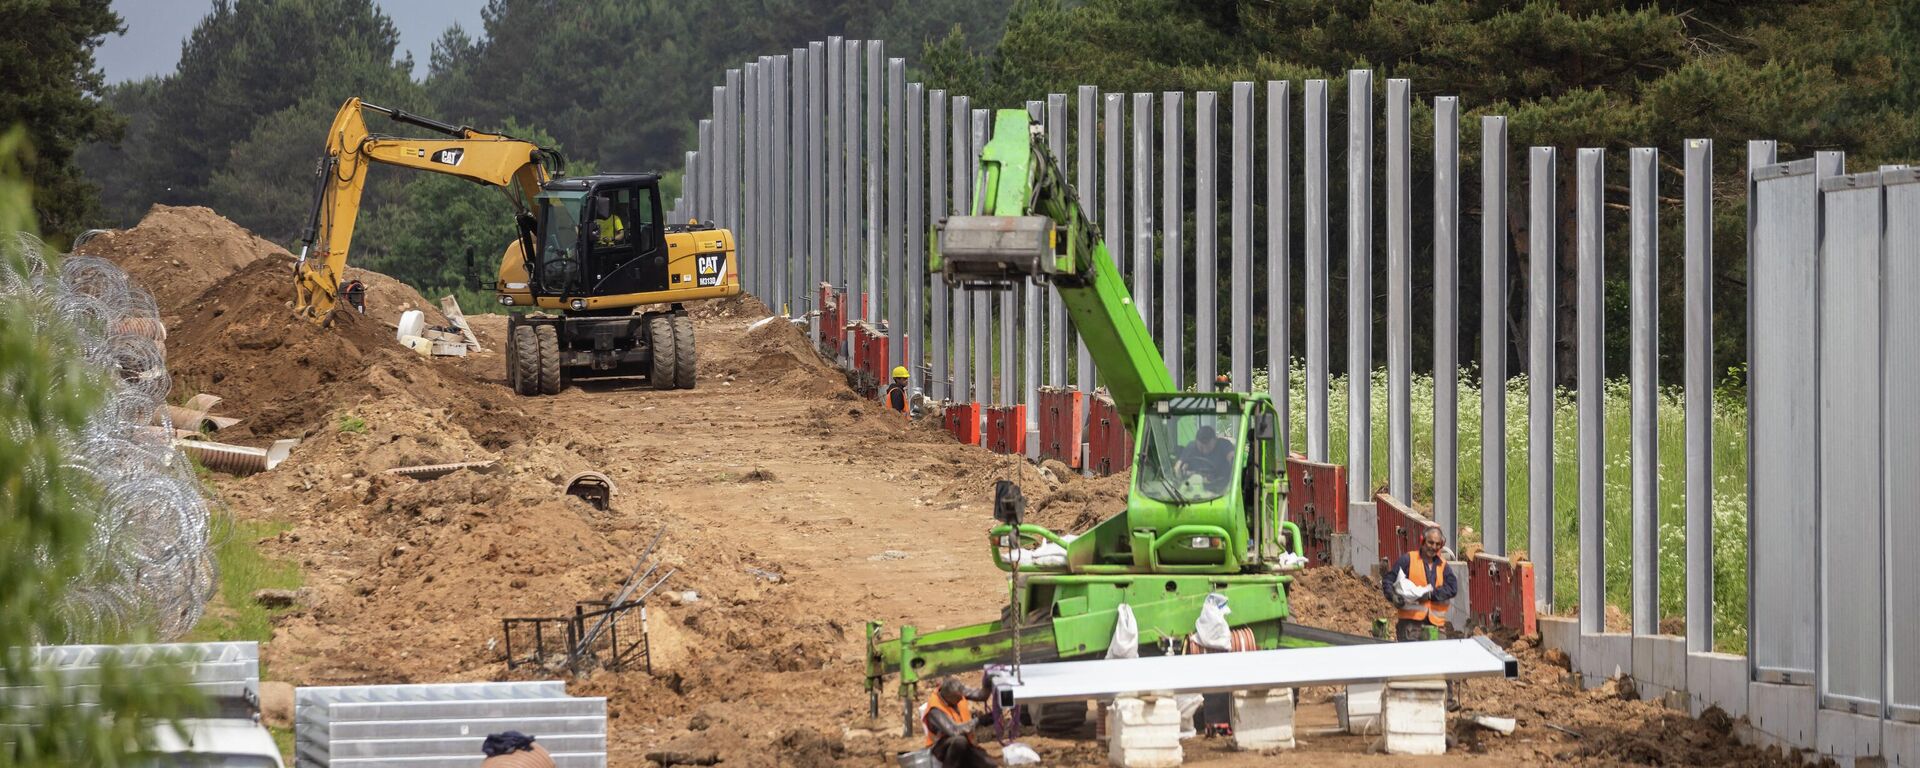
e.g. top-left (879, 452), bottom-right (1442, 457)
top-left (12, 0), bottom-right (1920, 384)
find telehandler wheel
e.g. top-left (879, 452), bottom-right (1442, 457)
top-left (510, 325), bottom-right (540, 396)
top-left (646, 314), bottom-right (677, 391)
top-left (670, 314), bottom-right (697, 389)
top-left (1034, 701), bottom-right (1089, 736)
top-left (535, 324), bottom-right (563, 395)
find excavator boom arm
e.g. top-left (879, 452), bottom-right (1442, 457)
top-left (293, 98), bottom-right (558, 319)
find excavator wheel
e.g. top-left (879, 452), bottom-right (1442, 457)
top-left (670, 314), bottom-right (697, 389)
top-left (535, 324), bottom-right (563, 395)
top-left (510, 325), bottom-right (540, 396)
top-left (646, 313), bottom-right (677, 391)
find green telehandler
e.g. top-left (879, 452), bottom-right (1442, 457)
top-left (864, 109), bottom-right (1370, 729)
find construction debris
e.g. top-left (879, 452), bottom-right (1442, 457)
top-left (382, 460), bottom-right (500, 481)
top-left (396, 309), bottom-right (472, 357)
top-left (439, 295), bottom-right (484, 351)
top-left (564, 471), bottom-right (616, 510)
top-left (176, 437), bottom-right (297, 476)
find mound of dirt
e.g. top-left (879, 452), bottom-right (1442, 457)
top-left (142, 252), bottom-right (520, 444)
top-left (76, 205), bottom-right (288, 314)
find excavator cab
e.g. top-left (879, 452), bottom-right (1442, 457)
top-left (526, 175), bottom-right (670, 305)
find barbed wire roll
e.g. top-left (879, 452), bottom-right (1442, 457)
top-left (2, 234), bottom-right (217, 641)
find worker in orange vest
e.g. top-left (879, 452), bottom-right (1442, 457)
top-left (1383, 526), bottom-right (1460, 708)
top-left (922, 677), bottom-right (995, 767)
top-left (885, 366), bottom-right (911, 414)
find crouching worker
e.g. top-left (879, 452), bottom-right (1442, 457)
top-left (923, 677), bottom-right (997, 767)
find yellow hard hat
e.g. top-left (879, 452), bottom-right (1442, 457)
top-left (892, 366), bottom-right (909, 379)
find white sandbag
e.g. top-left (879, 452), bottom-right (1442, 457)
top-left (1106, 604), bottom-right (1139, 659)
top-left (1394, 573), bottom-right (1433, 606)
top-left (1192, 593), bottom-right (1232, 652)
top-left (1175, 694), bottom-right (1204, 740)
top-left (1001, 743), bottom-right (1042, 765)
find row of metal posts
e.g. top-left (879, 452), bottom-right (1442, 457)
top-left (679, 48), bottom-right (1731, 649)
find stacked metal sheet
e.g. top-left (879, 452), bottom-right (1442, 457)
top-left (294, 681), bottom-right (605, 767)
top-left (2, 641), bottom-right (260, 706)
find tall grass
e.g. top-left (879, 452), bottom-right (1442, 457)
top-left (1253, 366), bottom-right (1749, 653)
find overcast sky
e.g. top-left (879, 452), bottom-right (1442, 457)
top-left (96, 0), bottom-right (489, 83)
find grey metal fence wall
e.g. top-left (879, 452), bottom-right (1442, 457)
top-left (667, 40), bottom-right (1918, 764)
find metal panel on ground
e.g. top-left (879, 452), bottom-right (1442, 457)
top-left (1817, 171), bottom-right (1885, 715)
top-left (996, 638), bottom-right (1516, 705)
top-left (1747, 148), bottom-right (1829, 683)
top-left (1887, 169), bottom-right (1920, 723)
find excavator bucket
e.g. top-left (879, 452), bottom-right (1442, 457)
top-left (934, 215), bottom-right (1056, 286)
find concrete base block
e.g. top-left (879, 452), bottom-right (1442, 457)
top-left (1347, 502), bottom-right (1378, 579)
top-left (1538, 616), bottom-right (1580, 668)
top-left (1447, 562), bottom-right (1470, 633)
top-left (1885, 719), bottom-right (1920, 768)
top-left (1631, 635), bottom-right (1686, 701)
top-left (1330, 533), bottom-right (1353, 570)
top-left (1107, 696), bottom-right (1184, 767)
top-left (1337, 683), bottom-right (1384, 735)
top-left (1748, 681), bottom-right (1818, 752)
top-left (1383, 681), bottom-right (1449, 756)
top-left (1025, 429), bottom-right (1040, 460)
top-left (1228, 688), bottom-right (1295, 751)
top-left (1579, 633), bottom-right (1632, 689)
top-left (1816, 709), bottom-right (1883, 763)
top-left (1686, 652), bottom-right (1749, 719)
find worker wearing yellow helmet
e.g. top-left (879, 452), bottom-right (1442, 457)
top-left (885, 365), bottom-right (910, 414)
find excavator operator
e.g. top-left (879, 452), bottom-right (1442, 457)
top-left (593, 192), bottom-right (627, 245)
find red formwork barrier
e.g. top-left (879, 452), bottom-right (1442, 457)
top-left (817, 283), bottom-right (845, 358)
top-left (944, 403), bottom-right (982, 445)
top-left (1285, 455), bottom-right (1349, 568)
top-left (1037, 387), bottom-right (1085, 468)
top-left (1469, 552), bottom-right (1538, 636)
top-left (848, 322), bottom-right (882, 397)
top-left (984, 405), bottom-right (1027, 455)
top-left (1374, 492), bottom-right (1442, 574)
top-left (1085, 393), bottom-right (1132, 476)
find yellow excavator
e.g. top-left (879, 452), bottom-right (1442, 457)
top-left (294, 97), bottom-right (739, 395)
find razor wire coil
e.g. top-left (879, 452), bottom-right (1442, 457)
top-left (2, 242), bottom-right (217, 641)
